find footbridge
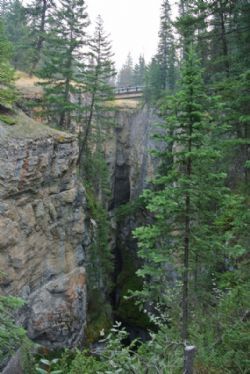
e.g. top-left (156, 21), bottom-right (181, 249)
top-left (114, 86), bottom-right (144, 100)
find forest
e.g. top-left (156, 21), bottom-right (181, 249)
top-left (0, 0), bottom-right (249, 373)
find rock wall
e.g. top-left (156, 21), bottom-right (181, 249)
top-left (0, 112), bottom-right (90, 349)
top-left (106, 105), bottom-right (164, 208)
top-left (104, 105), bottom-right (165, 332)
top-left (0, 104), bottom-right (164, 353)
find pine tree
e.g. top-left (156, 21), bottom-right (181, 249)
top-left (133, 46), bottom-right (228, 345)
top-left (78, 15), bottom-right (116, 187)
top-left (2, 0), bottom-right (33, 71)
top-left (144, 57), bottom-right (162, 103)
top-left (37, 0), bottom-right (89, 130)
top-left (0, 20), bottom-right (15, 111)
top-left (26, 0), bottom-right (55, 74)
top-left (117, 52), bottom-right (134, 88)
top-left (79, 15), bottom-right (116, 155)
top-left (133, 55), bottom-right (146, 87)
top-left (157, 0), bottom-right (177, 91)
top-left (76, 16), bottom-right (115, 310)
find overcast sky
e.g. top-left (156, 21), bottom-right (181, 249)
top-left (87, 0), bottom-right (164, 70)
top-left (23, 0), bottom-right (177, 71)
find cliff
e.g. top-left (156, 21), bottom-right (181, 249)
top-left (0, 111), bottom-right (90, 349)
top-left (105, 105), bottom-right (164, 208)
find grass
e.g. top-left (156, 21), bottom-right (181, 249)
top-left (15, 71), bottom-right (142, 109)
top-left (15, 71), bottom-right (43, 99)
top-left (0, 114), bottom-right (16, 125)
top-left (0, 109), bottom-right (75, 141)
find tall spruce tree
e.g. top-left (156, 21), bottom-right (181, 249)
top-left (0, 20), bottom-right (15, 110)
top-left (133, 55), bottom-right (146, 87)
top-left (26, 0), bottom-right (55, 74)
top-left (79, 14), bottom-right (116, 161)
top-left (157, 0), bottom-right (177, 91)
top-left (77, 15), bottom-right (115, 309)
top-left (2, 0), bottom-right (33, 71)
top-left (117, 52), bottom-right (134, 88)
top-left (38, 0), bottom-right (89, 130)
top-left (133, 46), bottom-right (228, 345)
top-left (143, 58), bottom-right (162, 103)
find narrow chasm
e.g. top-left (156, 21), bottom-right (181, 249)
top-left (109, 108), bottom-right (160, 343)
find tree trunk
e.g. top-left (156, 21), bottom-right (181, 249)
top-left (184, 345), bottom-right (197, 374)
top-left (182, 119), bottom-right (192, 342)
top-left (218, 0), bottom-right (230, 76)
top-left (30, 0), bottom-right (47, 75)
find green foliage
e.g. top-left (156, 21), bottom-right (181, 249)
top-left (0, 294), bottom-right (26, 364)
top-left (115, 197), bottom-right (144, 222)
top-left (85, 288), bottom-right (112, 344)
top-left (156, 0), bottom-right (177, 91)
top-left (115, 246), bottom-right (151, 330)
top-left (193, 270), bottom-right (250, 373)
top-left (85, 182), bottom-right (113, 292)
top-left (117, 52), bottom-right (134, 88)
top-left (78, 14), bottom-right (116, 171)
top-left (134, 46), bottom-right (227, 309)
top-left (37, 0), bottom-right (89, 129)
top-left (26, 0), bottom-right (55, 74)
top-left (131, 46), bottom-right (249, 373)
top-left (36, 358), bottom-right (62, 374)
top-left (48, 321), bottom-right (183, 373)
top-left (20, 338), bottom-right (37, 374)
top-left (0, 113), bottom-right (16, 124)
top-left (0, 20), bottom-right (15, 109)
top-left (2, 0), bottom-right (34, 71)
top-left (133, 55), bottom-right (146, 87)
top-left (144, 58), bottom-right (164, 103)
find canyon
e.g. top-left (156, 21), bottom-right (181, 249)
top-left (0, 102), bottom-right (163, 363)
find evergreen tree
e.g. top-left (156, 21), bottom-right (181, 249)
top-left (133, 46), bottom-right (228, 344)
top-left (26, 0), bottom-right (55, 74)
top-left (156, 0), bottom-right (177, 91)
top-left (79, 14), bottom-right (116, 163)
top-left (117, 52), bottom-right (134, 87)
top-left (77, 16), bottom-right (116, 316)
top-left (0, 20), bottom-right (15, 110)
top-left (37, 0), bottom-right (89, 130)
top-left (144, 57), bottom-right (162, 103)
top-left (2, 0), bottom-right (33, 71)
top-left (133, 55), bottom-right (146, 87)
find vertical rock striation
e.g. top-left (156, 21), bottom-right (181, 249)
top-left (0, 112), bottom-right (90, 348)
top-left (107, 105), bottom-right (164, 208)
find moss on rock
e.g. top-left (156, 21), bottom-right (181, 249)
top-left (85, 289), bottom-right (112, 344)
top-left (0, 114), bottom-right (16, 125)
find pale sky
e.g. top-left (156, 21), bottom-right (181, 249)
top-left (87, 0), bottom-right (163, 70)
top-left (23, 0), bottom-right (177, 71)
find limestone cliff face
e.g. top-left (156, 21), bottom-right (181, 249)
top-left (0, 112), bottom-right (90, 348)
top-left (106, 105), bottom-right (164, 208)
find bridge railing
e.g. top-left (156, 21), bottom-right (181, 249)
top-left (114, 86), bottom-right (144, 95)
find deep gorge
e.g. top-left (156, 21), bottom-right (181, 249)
top-left (0, 103), bottom-right (163, 370)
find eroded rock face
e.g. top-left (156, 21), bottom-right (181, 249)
top-left (28, 268), bottom-right (86, 347)
top-left (0, 112), bottom-right (90, 348)
top-left (106, 106), bottom-right (164, 208)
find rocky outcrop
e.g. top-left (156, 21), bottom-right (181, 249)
top-left (0, 111), bottom-right (90, 348)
